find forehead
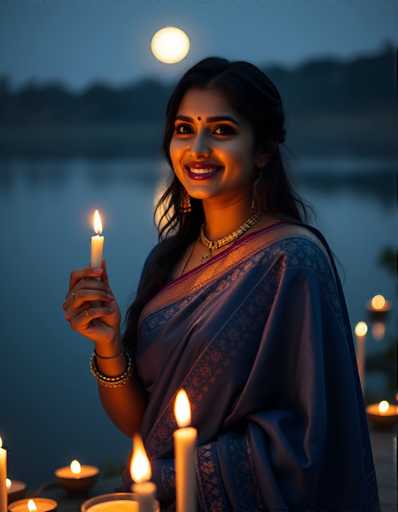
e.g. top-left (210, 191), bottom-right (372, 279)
top-left (176, 88), bottom-right (240, 120)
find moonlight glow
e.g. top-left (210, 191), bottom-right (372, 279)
top-left (150, 26), bottom-right (190, 64)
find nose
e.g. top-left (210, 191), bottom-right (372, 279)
top-left (190, 129), bottom-right (211, 156)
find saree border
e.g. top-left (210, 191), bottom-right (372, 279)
top-left (138, 221), bottom-right (333, 330)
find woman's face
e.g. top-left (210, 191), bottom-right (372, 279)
top-left (169, 87), bottom-right (267, 203)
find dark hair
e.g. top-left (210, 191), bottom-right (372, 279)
top-left (121, 56), bottom-right (315, 351)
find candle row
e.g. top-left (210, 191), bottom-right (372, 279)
top-left (1, 389), bottom-right (197, 512)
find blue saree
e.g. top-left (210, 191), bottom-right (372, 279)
top-left (122, 221), bottom-right (380, 511)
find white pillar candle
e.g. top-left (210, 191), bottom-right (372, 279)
top-left (173, 389), bottom-right (197, 512)
top-left (0, 437), bottom-right (7, 512)
top-left (130, 435), bottom-right (157, 512)
top-left (91, 209), bottom-right (104, 268)
top-left (354, 321), bottom-right (368, 392)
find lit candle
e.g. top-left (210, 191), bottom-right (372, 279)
top-left (366, 400), bottom-right (398, 429)
top-left (8, 498), bottom-right (58, 512)
top-left (54, 459), bottom-right (99, 493)
top-left (0, 437), bottom-right (7, 512)
top-left (173, 389), bottom-right (197, 512)
top-left (366, 294), bottom-right (391, 323)
top-left (354, 321), bottom-right (367, 391)
top-left (91, 210), bottom-right (104, 269)
top-left (81, 494), bottom-right (140, 512)
top-left (130, 435), bottom-right (157, 512)
top-left (6, 479), bottom-right (27, 504)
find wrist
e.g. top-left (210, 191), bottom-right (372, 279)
top-left (95, 332), bottom-right (121, 359)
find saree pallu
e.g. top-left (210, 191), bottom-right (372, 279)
top-left (122, 221), bottom-right (380, 511)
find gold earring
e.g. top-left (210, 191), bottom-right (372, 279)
top-left (180, 189), bottom-right (192, 213)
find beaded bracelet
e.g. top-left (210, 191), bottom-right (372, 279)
top-left (90, 350), bottom-right (133, 388)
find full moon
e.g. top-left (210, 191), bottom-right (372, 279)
top-left (150, 26), bottom-right (190, 64)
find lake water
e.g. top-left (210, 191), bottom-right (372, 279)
top-left (0, 157), bottom-right (396, 488)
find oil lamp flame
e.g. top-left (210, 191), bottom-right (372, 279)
top-left (174, 388), bottom-right (191, 428)
top-left (70, 459), bottom-right (81, 474)
top-left (130, 434), bottom-right (152, 483)
top-left (93, 209), bottom-right (103, 235)
top-left (371, 295), bottom-right (386, 310)
top-left (378, 400), bottom-right (390, 414)
top-left (354, 321), bottom-right (368, 337)
top-left (28, 500), bottom-right (37, 512)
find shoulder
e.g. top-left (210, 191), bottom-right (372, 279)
top-left (256, 220), bottom-right (335, 276)
top-left (144, 236), bottom-right (177, 269)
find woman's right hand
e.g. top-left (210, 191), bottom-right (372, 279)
top-left (62, 259), bottom-right (121, 348)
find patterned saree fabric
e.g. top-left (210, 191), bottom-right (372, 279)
top-left (122, 221), bottom-right (380, 512)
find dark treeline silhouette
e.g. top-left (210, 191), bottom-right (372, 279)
top-left (0, 45), bottom-right (395, 124)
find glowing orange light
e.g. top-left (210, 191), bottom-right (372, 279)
top-left (354, 321), bottom-right (368, 337)
top-left (130, 434), bottom-right (152, 483)
top-left (174, 389), bottom-right (191, 428)
top-left (378, 400), bottom-right (390, 414)
top-left (371, 295), bottom-right (386, 310)
top-left (6, 478), bottom-right (11, 489)
top-left (28, 500), bottom-right (37, 512)
top-left (93, 210), bottom-right (103, 235)
top-left (70, 460), bottom-right (81, 475)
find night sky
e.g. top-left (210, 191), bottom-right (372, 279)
top-left (1, 0), bottom-right (397, 90)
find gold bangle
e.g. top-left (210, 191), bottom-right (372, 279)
top-left (90, 351), bottom-right (133, 388)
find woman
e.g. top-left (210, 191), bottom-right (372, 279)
top-left (63, 57), bottom-right (380, 511)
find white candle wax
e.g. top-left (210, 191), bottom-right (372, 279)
top-left (131, 482), bottom-right (156, 512)
top-left (174, 427), bottom-right (197, 512)
top-left (0, 438), bottom-right (7, 512)
top-left (91, 234), bottom-right (104, 268)
top-left (88, 501), bottom-right (138, 512)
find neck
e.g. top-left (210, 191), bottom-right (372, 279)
top-left (201, 194), bottom-right (259, 240)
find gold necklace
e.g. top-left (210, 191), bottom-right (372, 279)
top-left (199, 211), bottom-right (262, 262)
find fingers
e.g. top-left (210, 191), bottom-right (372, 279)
top-left (64, 289), bottom-right (114, 314)
top-left (69, 266), bottom-right (103, 291)
top-left (68, 303), bottom-right (115, 330)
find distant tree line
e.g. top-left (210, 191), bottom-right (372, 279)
top-left (0, 45), bottom-right (395, 125)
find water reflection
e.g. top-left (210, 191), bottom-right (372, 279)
top-left (0, 158), bottom-right (396, 207)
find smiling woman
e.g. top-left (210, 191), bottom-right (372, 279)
top-left (63, 56), bottom-right (380, 511)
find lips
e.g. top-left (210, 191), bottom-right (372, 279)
top-left (184, 164), bottom-right (223, 180)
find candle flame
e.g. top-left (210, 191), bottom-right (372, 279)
top-left (174, 388), bottom-right (191, 428)
top-left (130, 434), bottom-right (152, 483)
top-left (70, 459), bottom-right (81, 474)
top-left (6, 478), bottom-right (11, 489)
top-left (0, 437), bottom-right (2, 448)
top-left (93, 209), bottom-right (103, 235)
top-left (371, 295), bottom-right (386, 310)
top-left (28, 500), bottom-right (37, 512)
top-left (354, 321), bottom-right (368, 337)
top-left (378, 400), bottom-right (390, 414)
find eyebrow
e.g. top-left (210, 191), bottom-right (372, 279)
top-left (175, 115), bottom-right (240, 126)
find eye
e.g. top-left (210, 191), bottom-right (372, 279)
top-left (213, 124), bottom-right (236, 136)
top-left (174, 123), bottom-right (192, 135)
top-left (174, 123), bottom-right (236, 137)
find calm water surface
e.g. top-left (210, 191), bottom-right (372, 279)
top-left (0, 158), bottom-right (396, 487)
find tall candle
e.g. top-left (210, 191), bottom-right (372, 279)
top-left (0, 437), bottom-right (7, 512)
top-left (173, 389), bottom-right (197, 512)
top-left (354, 321), bottom-right (367, 391)
top-left (91, 210), bottom-right (104, 268)
top-left (130, 435), bottom-right (156, 512)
